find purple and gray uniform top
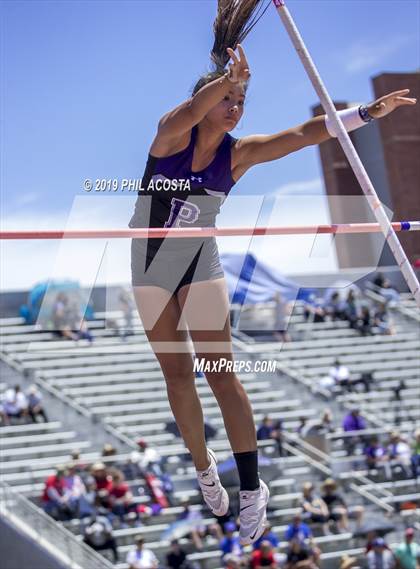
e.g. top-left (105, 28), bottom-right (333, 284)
top-left (129, 124), bottom-right (238, 290)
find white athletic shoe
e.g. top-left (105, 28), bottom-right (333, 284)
top-left (196, 448), bottom-right (229, 517)
top-left (238, 478), bottom-right (270, 545)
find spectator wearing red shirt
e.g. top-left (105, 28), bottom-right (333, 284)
top-left (42, 465), bottom-right (73, 520)
top-left (251, 541), bottom-right (278, 569)
top-left (109, 470), bottom-right (135, 521)
top-left (91, 463), bottom-right (113, 491)
top-left (91, 462), bottom-right (113, 507)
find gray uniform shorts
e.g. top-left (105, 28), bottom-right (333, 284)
top-left (131, 236), bottom-right (224, 294)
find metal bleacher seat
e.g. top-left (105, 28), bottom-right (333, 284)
top-left (3, 298), bottom-right (414, 569)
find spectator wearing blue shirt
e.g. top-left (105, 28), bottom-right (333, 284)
top-left (220, 522), bottom-right (243, 563)
top-left (324, 292), bottom-right (346, 321)
top-left (252, 524), bottom-right (279, 550)
top-left (342, 409), bottom-right (367, 455)
top-left (257, 416), bottom-right (284, 457)
top-left (27, 385), bottom-right (49, 423)
top-left (284, 514), bottom-right (312, 542)
top-left (344, 289), bottom-right (360, 329)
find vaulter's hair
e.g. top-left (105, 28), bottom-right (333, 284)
top-left (191, 0), bottom-right (270, 97)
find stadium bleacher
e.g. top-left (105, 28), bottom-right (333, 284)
top-left (1, 290), bottom-right (419, 568)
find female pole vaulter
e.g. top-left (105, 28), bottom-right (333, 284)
top-left (128, 0), bottom-right (416, 544)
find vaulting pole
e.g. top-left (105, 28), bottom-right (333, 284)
top-left (271, 0), bottom-right (420, 307)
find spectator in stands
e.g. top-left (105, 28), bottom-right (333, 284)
top-left (388, 431), bottom-right (412, 478)
top-left (356, 305), bottom-right (373, 336)
top-left (126, 536), bottom-right (158, 569)
top-left (83, 512), bottom-right (119, 562)
top-left (372, 273), bottom-right (387, 290)
top-left (250, 540), bottom-right (278, 569)
top-left (68, 449), bottom-right (89, 480)
top-left (122, 451), bottom-right (146, 481)
top-left (63, 462), bottom-right (87, 517)
top-left (325, 292), bottom-right (346, 321)
top-left (329, 362), bottom-right (374, 394)
top-left (108, 470), bottom-right (135, 523)
top-left (320, 478), bottom-right (364, 531)
top-left (102, 443), bottom-right (117, 458)
top-left (303, 298), bottom-right (326, 323)
top-left (67, 300), bottom-right (94, 344)
top-left (371, 272), bottom-right (400, 304)
top-left (159, 471), bottom-right (175, 507)
top-left (367, 537), bottom-right (395, 569)
top-left (78, 475), bottom-right (97, 518)
top-left (273, 291), bottom-right (291, 343)
top-left (366, 531), bottom-right (392, 554)
top-left (342, 409), bottom-right (367, 455)
top-left (119, 287), bottom-right (135, 340)
top-left (284, 514), bottom-right (312, 542)
top-left (393, 528), bottom-right (419, 569)
top-left (373, 302), bottom-right (395, 335)
top-left (51, 293), bottom-right (93, 343)
top-left (42, 465), bottom-right (73, 520)
top-left (364, 437), bottom-right (392, 479)
top-left (26, 384), bottom-right (49, 423)
top-left (166, 538), bottom-right (191, 569)
top-left (300, 482), bottom-right (330, 535)
top-left (176, 498), bottom-right (207, 551)
top-left (284, 539), bottom-right (318, 569)
top-left (342, 408), bottom-right (366, 432)
top-left (101, 443), bottom-right (119, 468)
top-left (344, 289), bottom-right (360, 328)
top-left (90, 462), bottom-right (114, 504)
top-left (307, 408), bottom-right (336, 434)
top-left (51, 292), bottom-right (78, 340)
top-left (329, 359), bottom-right (352, 392)
top-left (319, 409), bottom-right (335, 434)
top-left (253, 524), bottom-right (279, 551)
top-left (394, 379), bottom-right (407, 402)
top-left (296, 417), bottom-right (308, 436)
top-left (411, 429), bottom-right (420, 479)
top-left (257, 416), bottom-right (284, 456)
top-left (1, 385), bottom-right (29, 425)
top-left (393, 379), bottom-right (408, 427)
top-left (51, 292), bottom-right (91, 342)
top-left (136, 439), bottom-right (164, 476)
top-left (220, 521), bottom-right (244, 564)
top-left (357, 371), bottom-right (375, 393)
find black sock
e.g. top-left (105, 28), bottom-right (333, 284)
top-left (233, 450), bottom-right (260, 491)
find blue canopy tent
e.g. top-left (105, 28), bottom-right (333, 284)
top-left (220, 252), bottom-right (313, 305)
top-left (19, 280), bottom-right (94, 326)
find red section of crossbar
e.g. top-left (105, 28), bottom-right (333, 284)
top-left (0, 222), bottom-right (416, 240)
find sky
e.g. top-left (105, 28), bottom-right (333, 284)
top-left (1, 0), bottom-right (419, 291)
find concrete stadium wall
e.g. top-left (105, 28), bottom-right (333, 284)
top-left (0, 515), bottom-right (70, 569)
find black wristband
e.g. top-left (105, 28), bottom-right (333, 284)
top-left (358, 104), bottom-right (374, 123)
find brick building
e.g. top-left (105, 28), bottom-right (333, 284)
top-left (312, 71), bottom-right (420, 269)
